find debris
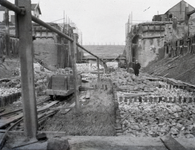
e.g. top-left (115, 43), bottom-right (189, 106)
top-left (36, 133), bottom-right (48, 141)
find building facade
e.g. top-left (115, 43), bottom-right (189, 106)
top-left (125, 0), bottom-right (195, 68)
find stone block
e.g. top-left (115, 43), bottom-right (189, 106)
top-left (139, 97), bottom-right (142, 103)
top-left (36, 133), bottom-right (47, 141)
top-left (149, 97), bottom-right (153, 103)
top-left (189, 97), bottom-right (192, 103)
top-left (169, 97), bottom-right (172, 103)
top-left (173, 97), bottom-right (177, 103)
top-left (183, 97), bottom-right (187, 103)
top-left (164, 97), bottom-right (167, 102)
top-left (178, 96), bottom-right (182, 103)
top-left (154, 97), bottom-right (158, 103)
top-left (159, 97), bottom-right (162, 103)
top-left (144, 97), bottom-right (147, 103)
top-left (47, 138), bottom-right (70, 150)
top-left (129, 97), bottom-right (132, 103)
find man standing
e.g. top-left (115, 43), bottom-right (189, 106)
top-left (133, 60), bottom-right (141, 76)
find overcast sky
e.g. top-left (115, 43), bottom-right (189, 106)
top-left (6, 0), bottom-right (195, 45)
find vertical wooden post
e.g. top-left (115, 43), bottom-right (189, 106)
top-left (68, 40), bottom-right (71, 67)
top-left (97, 58), bottom-right (100, 82)
top-left (16, 0), bottom-right (38, 139)
top-left (57, 36), bottom-right (61, 68)
top-left (71, 33), bottom-right (80, 111)
top-left (5, 8), bottom-right (10, 56)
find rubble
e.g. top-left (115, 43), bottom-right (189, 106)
top-left (108, 68), bottom-right (195, 138)
top-left (118, 102), bottom-right (195, 138)
top-left (0, 87), bottom-right (20, 97)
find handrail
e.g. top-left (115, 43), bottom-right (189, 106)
top-left (0, 0), bottom-right (25, 15)
top-left (0, 0), bottom-right (106, 65)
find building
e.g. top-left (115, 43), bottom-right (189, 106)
top-left (31, 3), bottom-right (41, 19)
top-left (125, 0), bottom-right (195, 68)
top-left (0, 3), bottom-right (42, 57)
top-left (152, 0), bottom-right (195, 22)
top-left (125, 22), bottom-right (169, 67)
top-left (0, 3), bottom-right (83, 68)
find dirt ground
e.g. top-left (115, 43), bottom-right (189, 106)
top-left (41, 79), bottom-right (116, 136)
top-left (142, 53), bottom-right (195, 84)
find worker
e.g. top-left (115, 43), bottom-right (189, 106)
top-left (133, 60), bottom-right (141, 76)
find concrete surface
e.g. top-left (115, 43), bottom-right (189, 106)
top-left (4, 132), bottom-right (195, 150)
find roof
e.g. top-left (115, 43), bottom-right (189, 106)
top-left (31, 3), bottom-right (41, 14)
top-left (165, 0), bottom-right (195, 14)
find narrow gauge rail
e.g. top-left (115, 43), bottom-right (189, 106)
top-left (0, 94), bottom-right (74, 148)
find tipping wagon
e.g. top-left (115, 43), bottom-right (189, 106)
top-left (45, 68), bottom-right (81, 99)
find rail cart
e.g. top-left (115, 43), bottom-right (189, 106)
top-left (45, 68), bottom-right (81, 99)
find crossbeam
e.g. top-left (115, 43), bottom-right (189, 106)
top-left (0, 0), bottom-right (25, 15)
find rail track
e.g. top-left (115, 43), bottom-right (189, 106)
top-left (0, 94), bottom-right (75, 148)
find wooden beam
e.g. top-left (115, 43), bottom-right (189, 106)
top-left (5, 8), bottom-right (10, 56)
top-left (0, 114), bottom-right (23, 128)
top-left (71, 34), bottom-right (80, 111)
top-left (0, 0), bottom-right (25, 15)
top-left (160, 136), bottom-right (187, 150)
top-left (142, 35), bottom-right (164, 39)
top-left (97, 58), bottom-right (100, 82)
top-left (16, 0), bottom-right (38, 139)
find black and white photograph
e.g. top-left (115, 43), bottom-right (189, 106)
top-left (0, 0), bottom-right (195, 149)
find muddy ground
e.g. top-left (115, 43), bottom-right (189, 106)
top-left (41, 79), bottom-right (116, 136)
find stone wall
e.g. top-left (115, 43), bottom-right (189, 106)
top-left (33, 37), bottom-right (58, 68)
top-left (130, 22), bottom-right (167, 67)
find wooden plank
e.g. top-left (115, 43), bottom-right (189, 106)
top-left (0, 113), bottom-right (23, 128)
top-left (90, 71), bottom-right (104, 74)
top-left (5, 8), bottom-right (10, 56)
top-left (97, 58), bottom-right (100, 82)
top-left (38, 110), bottom-right (56, 120)
top-left (37, 101), bottom-right (58, 113)
top-left (0, 101), bottom-right (58, 129)
top-left (123, 92), bottom-right (149, 97)
top-left (79, 86), bottom-right (94, 91)
top-left (51, 102), bottom-right (75, 110)
top-left (0, 132), bottom-right (6, 149)
top-left (160, 136), bottom-right (187, 150)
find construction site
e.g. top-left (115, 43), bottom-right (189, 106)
top-left (0, 0), bottom-right (195, 150)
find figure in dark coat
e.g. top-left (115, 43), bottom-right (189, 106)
top-left (133, 60), bottom-right (141, 76)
